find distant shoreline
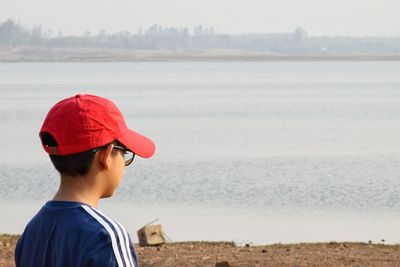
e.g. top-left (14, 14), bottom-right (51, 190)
top-left (1, 47), bottom-right (400, 62)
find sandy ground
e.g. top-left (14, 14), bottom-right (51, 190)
top-left (2, 234), bottom-right (400, 266)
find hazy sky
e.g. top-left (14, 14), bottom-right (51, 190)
top-left (1, 0), bottom-right (399, 36)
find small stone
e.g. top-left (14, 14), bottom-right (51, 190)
top-left (215, 261), bottom-right (231, 267)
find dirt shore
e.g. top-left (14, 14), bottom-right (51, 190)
top-left (2, 234), bottom-right (400, 266)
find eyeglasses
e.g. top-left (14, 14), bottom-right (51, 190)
top-left (113, 145), bottom-right (135, 166)
top-left (92, 144), bottom-right (135, 166)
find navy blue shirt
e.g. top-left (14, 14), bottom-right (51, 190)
top-left (15, 201), bottom-right (138, 267)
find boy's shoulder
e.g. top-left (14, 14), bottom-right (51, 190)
top-left (29, 201), bottom-right (105, 231)
top-left (16, 201), bottom-right (136, 267)
top-left (26, 201), bottom-right (128, 241)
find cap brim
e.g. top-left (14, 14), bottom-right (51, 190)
top-left (118, 129), bottom-right (156, 158)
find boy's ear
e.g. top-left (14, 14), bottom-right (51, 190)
top-left (97, 144), bottom-right (114, 170)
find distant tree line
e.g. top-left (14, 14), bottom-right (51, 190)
top-left (1, 19), bottom-right (400, 54)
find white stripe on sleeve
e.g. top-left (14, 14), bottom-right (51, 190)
top-left (90, 207), bottom-right (134, 267)
top-left (116, 221), bottom-right (135, 267)
top-left (81, 205), bottom-right (124, 267)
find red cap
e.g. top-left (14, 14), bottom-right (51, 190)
top-left (40, 94), bottom-right (156, 158)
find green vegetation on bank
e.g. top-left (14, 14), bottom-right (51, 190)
top-left (1, 18), bottom-right (400, 61)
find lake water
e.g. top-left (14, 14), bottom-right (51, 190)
top-left (1, 61), bottom-right (400, 244)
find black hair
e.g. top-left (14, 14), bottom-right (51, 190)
top-left (40, 132), bottom-right (96, 177)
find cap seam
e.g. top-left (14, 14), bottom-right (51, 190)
top-left (76, 96), bottom-right (93, 148)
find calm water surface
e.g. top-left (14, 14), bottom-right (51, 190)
top-left (1, 62), bottom-right (399, 243)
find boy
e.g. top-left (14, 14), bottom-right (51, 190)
top-left (15, 94), bottom-right (155, 267)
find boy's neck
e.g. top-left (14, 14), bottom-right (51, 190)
top-left (53, 175), bottom-right (102, 208)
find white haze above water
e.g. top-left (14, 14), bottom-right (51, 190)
top-left (1, 0), bottom-right (399, 36)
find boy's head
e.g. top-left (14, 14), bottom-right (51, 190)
top-left (39, 94), bottom-right (155, 179)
